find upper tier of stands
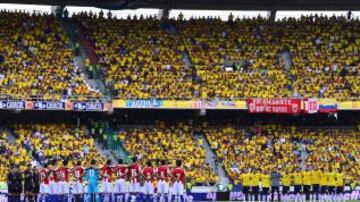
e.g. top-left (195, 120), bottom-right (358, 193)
top-left (0, 11), bottom-right (358, 100)
top-left (77, 14), bottom-right (359, 100)
top-left (75, 14), bottom-right (196, 100)
top-left (0, 11), bottom-right (101, 100)
top-left (178, 15), bottom-right (359, 99)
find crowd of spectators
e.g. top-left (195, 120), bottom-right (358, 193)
top-left (0, 11), bottom-right (101, 100)
top-left (74, 13), bottom-right (196, 100)
top-left (75, 12), bottom-right (359, 100)
top-left (0, 129), bottom-right (31, 181)
top-left (204, 124), bottom-right (360, 185)
top-left (178, 15), bottom-right (359, 99)
top-left (12, 123), bottom-right (105, 167)
top-left (0, 11), bottom-right (358, 100)
top-left (117, 121), bottom-right (218, 185)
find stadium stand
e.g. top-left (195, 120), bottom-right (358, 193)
top-left (11, 123), bottom-right (105, 167)
top-left (74, 14), bottom-right (197, 100)
top-left (178, 15), bottom-right (359, 99)
top-left (204, 124), bottom-right (360, 185)
top-left (0, 129), bottom-right (31, 182)
top-left (117, 121), bottom-right (219, 185)
top-left (0, 3), bottom-right (359, 201)
top-left (75, 14), bottom-right (358, 100)
top-left (177, 17), bottom-right (292, 99)
top-left (0, 11), bottom-right (101, 100)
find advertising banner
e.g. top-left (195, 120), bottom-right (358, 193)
top-left (73, 101), bottom-right (105, 111)
top-left (303, 98), bottom-right (319, 114)
top-left (25, 101), bottom-right (65, 110)
top-left (229, 189), bottom-right (360, 201)
top-left (0, 100), bottom-right (25, 110)
top-left (246, 98), bottom-right (301, 114)
top-left (126, 100), bottom-right (163, 108)
top-left (338, 100), bottom-right (360, 110)
top-left (113, 99), bottom-right (248, 109)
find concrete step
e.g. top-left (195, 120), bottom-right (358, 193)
top-left (194, 133), bottom-right (230, 186)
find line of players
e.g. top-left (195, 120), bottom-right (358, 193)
top-left (38, 157), bottom-right (186, 201)
top-left (239, 167), bottom-right (346, 202)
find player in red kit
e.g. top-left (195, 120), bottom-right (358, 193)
top-left (171, 160), bottom-right (186, 202)
top-left (128, 156), bottom-right (141, 202)
top-left (114, 159), bottom-right (128, 201)
top-left (101, 159), bottom-right (114, 200)
top-left (48, 160), bottom-right (59, 195)
top-left (39, 164), bottom-right (50, 196)
top-left (58, 160), bottom-right (70, 197)
top-left (157, 160), bottom-right (170, 201)
top-left (142, 161), bottom-right (155, 199)
top-left (72, 161), bottom-right (85, 201)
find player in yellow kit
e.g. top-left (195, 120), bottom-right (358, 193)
top-left (261, 171), bottom-right (271, 202)
top-left (281, 170), bottom-right (291, 201)
top-left (292, 168), bottom-right (303, 202)
top-left (327, 167), bottom-right (337, 199)
top-left (319, 168), bottom-right (328, 201)
top-left (250, 169), bottom-right (261, 202)
top-left (335, 168), bottom-right (345, 202)
top-left (240, 169), bottom-right (252, 202)
top-left (302, 168), bottom-right (312, 201)
top-left (311, 167), bottom-right (321, 201)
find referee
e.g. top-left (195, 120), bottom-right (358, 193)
top-left (7, 164), bottom-right (23, 202)
top-left (24, 165), bottom-right (34, 202)
top-left (32, 166), bottom-right (41, 202)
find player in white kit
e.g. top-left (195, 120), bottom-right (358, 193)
top-left (48, 160), bottom-right (59, 195)
top-left (157, 160), bottom-right (170, 202)
top-left (114, 159), bottom-right (128, 202)
top-left (142, 160), bottom-right (155, 200)
top-left (72, 161), bottom-right (85, 201)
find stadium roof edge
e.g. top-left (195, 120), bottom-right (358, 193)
top-left (0, 0), bottom-right (360, 11)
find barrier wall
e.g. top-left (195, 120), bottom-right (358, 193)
top-left (0, 98), bottom-right (359, 111)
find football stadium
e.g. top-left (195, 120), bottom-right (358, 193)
top-left (0, 0), bottom-right (359, 201)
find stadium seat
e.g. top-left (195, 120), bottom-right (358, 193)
top-left (0, 11), bottom-right (101, 100)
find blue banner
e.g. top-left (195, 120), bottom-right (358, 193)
top-left (73, 101), bottom-right (104, 111)
top-left (33, 101), bottom-right (65, 110)
top-left (0, 100), bottom-right (24, 109)
top-left (126, 99), bottom-right (163, 108)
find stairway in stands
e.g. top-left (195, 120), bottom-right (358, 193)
top-left (194, 132), bottom-right (230, 186)
top-left (60, 16), bottom-right (109, 96)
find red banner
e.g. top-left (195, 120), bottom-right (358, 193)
top-left (304, 98), bottom-right (319, 114)
top-left (246, 98), bottom-right (301, 114)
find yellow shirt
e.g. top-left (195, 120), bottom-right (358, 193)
top-left (261, 174), bottom-right (271, 188)
top-left (240, 173), bottom-right (252, 186)
top-left (328, 172), bottom-right (337, 186)
top-left (250, 173), bottom-right (261, 186)
top-left (293, 172), bottom-right (303, 185)
top-left (282, 173), bottom-right (291, 186)
top-left (303, 172), bottom-right (312, 185)
top-left (312, 170), bottom-right (321, 184)
top-left (320, 172), bottom-right (328, 186)
top-left (335, 173), bottom-right (344, 187)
